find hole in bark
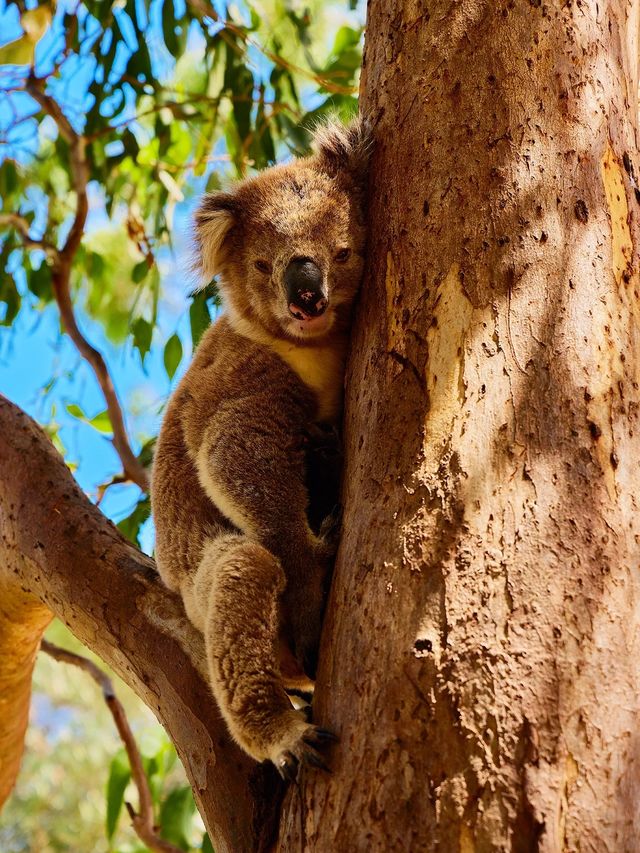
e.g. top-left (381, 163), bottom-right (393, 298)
top-left (414, 638), bottom-right (432, 654)
top-left (574, 199), bottom-right (589, 223)
top-left (588, 420), bottom-right (602, 440)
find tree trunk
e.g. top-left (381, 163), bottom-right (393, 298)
top-left (279, 1), bottom-right (640, 850)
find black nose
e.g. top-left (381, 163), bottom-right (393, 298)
top-left (284, 257), bottom-right (328, 319)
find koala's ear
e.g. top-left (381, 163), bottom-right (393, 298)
top-left (194, 191), bottom-right (237, 281)
top-left (311, 116), bottom-right (373, 182)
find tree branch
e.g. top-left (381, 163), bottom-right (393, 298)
top-left (0, 213), bottom-right (57, 259)
top-left (42, 640), bottom-right (184, 853)
top-left (0, 395), bottom-right (281, 853)
top-left (23, 74), bottom-right (149, 491)
top-left (51, 272), bottom-right (150, 490)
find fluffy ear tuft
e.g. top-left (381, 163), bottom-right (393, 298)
top-left (311, 115), bottom-right (373, 181)
top-left (193, 191), bottom-right (237, 282)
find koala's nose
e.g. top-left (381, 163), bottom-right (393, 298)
top-left (284, 257), bottom-right (328, 320)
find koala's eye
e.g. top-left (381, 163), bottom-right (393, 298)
top-left (254, 259), bottom-right (272, 274)
top-left (334, 248), bottom-right (351, 263)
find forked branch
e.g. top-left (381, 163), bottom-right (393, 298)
top-left (0, 213), bottom-right (57, 257)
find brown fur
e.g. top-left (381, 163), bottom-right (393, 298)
top-left (152, 118), bottom-right (370, 775)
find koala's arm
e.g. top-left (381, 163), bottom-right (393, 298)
top-left (183, 367), bottom-right (331, 673)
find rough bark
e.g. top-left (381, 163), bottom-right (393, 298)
top-left (278, 1), bottom-right (640, 850)
top-left (0, 396), bottom-right (280, 853)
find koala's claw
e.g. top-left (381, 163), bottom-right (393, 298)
top-left (276, 751), bottom-right (300, 782)
top-left (274, 724), bottom-right (338, 781)
top-left (318, 507), bottom-right (342, 549)
top-left (302, 748), bottom-right (331, 773)
top-left (303, 727), bottom-right (339, 745)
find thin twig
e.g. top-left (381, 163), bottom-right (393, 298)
top-left (26, 74), bottom-right (87, 264)
top-left (41, 640), bottom-right (185, 853)
top-left (0, 213), bottom-right (57, 258)
top-left (22, 74), bottom-right (149, 491)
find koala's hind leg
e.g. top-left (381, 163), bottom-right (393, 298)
top-left (184, 533), bottom-right (335, 778)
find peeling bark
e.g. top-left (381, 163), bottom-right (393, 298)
top-left (279, 1), bottom-right (640, 850)
top-left (0, 396), bottom-right (279, 853)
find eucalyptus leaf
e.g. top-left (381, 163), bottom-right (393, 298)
top-left (105, 750), bottom-right (131, 840)
top-left (117, 496), bottom-right (151, 546)
top-left (159, 785), bottom-right (196, 849)
top-left (0, 274), bottom-right (20, 326)
top-left (163, 333), bottom-right (183, 380)
top-left (89, 410), bottom-right (113, 435)
top-left (131, 317), bottom-right (153, 362)
top-left (189, 290), bottom-right (212, 348)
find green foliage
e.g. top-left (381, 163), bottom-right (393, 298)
top-left (105, 728), bottom-right (208, 852)
top-left (163, 332), bottom-right (183, 379)
top-left (159, 786), bottom-right (197, 849)
top-left (189, 287), bottom-right (215, 348)
top-left (66, 402), bottom-right (113, 434)
top-left (106, 750), bottom-right (131, 841)
top-left (0, 620), bottom-right (208, 853)
top-left (117, 495), bottom-right (151, 546)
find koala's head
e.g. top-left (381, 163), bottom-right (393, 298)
top-left (194, 118), bottom-right (371, 342)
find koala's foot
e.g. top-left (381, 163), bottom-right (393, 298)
top-left (271, 722), bottom-right (338, 782)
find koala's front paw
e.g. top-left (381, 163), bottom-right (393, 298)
top-left (273, 724), bottom-right (338, 782)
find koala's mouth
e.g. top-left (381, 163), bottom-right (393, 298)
top-left (284, 306), bottom-right (333, 339)
top-left (288, 293), bottom-right (328, 322)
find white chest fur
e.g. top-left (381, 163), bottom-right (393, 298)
top-left (229, 312), bottom-right (346, 423)
top-left (267, 338), bottom-right (346, 423)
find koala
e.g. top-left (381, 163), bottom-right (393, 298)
top-left (151, 118), bottom-right (370, 779)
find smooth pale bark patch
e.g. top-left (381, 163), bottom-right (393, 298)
top-left (424, 263), bottom-right (473, 467)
